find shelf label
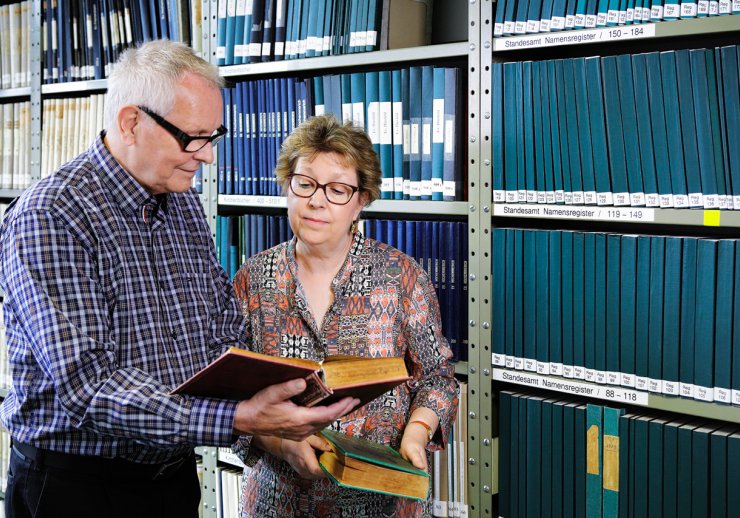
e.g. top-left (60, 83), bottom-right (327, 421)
top-left (493, 24), bottom-right (656, 51)
top-left (493, 203), bottom-right (655, 222)
top-left (219, 195), bottom-right (287, 207)
top-left (218, 448), bottom-right (246, 468)
top-left (493, 368), bottom-right (649, 405)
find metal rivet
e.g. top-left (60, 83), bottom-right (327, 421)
top-left (483, 368), bottom-right (490, 377)
top-left (484, 41), bottom-right (491, 49)
top-left (483, 485), bottom-right (491, 493)
top-left (483, 206), bottom-right (490, 213)
top-left (482, 322), bottom-right (490, 329)
top-left (469, 366), bottom-right (476, 374)
top-left (484, 159), bottom-right (490, 166)
top-left (469, 411), bottom-right (477, 419)
top-left (484, 112), bottom-right (490, 119)
top-left (483, 438), bottom-right (491, 447)
top-left (469, 273), bottom-right (476, 281)
top-left (470, 136), bottom-right (477, 143)
top-left (469, 320), bottom-right (476, 327)
top-left (468, 458), bottom-right (477, 465)
top-left (469, 204), bottom-right (476, 212)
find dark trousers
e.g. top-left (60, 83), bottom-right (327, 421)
top-left (5, 446), bottom-right (201, 518)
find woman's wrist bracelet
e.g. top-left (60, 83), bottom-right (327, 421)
top-left (409, 419), bottom-right (434, 441)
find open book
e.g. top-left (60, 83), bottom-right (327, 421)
top-left (171, 347), bottom-right (411, 408)
top-left (318, 428), bottom-right (430, 500)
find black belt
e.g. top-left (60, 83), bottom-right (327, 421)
top-left (11, 441), bottom-right (192, 481)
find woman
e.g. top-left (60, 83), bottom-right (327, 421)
top-left (232, 114), bottom-right (459, 517)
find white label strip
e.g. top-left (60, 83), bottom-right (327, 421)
top-left (493, 203), bottom-right (656, 222)
top-left (493, 24), bottom-right (657, 51)
top-left (493, 368), bottom-right (649, 405)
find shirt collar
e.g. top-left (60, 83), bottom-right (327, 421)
top-left (90, 131), bottom-right (168, 219)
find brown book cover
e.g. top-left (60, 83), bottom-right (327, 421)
top-left (171, 347), bottom-right (411, 409)
top-left (318, 428), bottom-right (430, 500)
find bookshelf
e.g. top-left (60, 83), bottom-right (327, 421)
top-left (480, 0), bottom-right (740, 515)
top-left (205, 1), bottom-right (475, 514)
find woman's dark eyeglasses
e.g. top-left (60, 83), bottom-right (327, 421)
top-left (289, 174), bottom-right (359, 205)
top-left (138, 105), bottom-right (227, 153)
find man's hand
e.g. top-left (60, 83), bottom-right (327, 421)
top-left (279, 435), bottom-right (333, 479)
top-left (232, 378), bottom-right (359, 441)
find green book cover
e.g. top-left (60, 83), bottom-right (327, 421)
top-left (563, 402), bottom-right (577, 517)
top-left (319, 429), bottom-right (427, 475)
top-left (552, 400), bottom-right (566, 518)
top-left (318, 428), bottom-right (429, 501)
top-left (574, 404), bottom-right (587, 518)
top-left (727, 431), bottom-right (740, 517)
top-left (618, 413), bottom-right (632, 518)
top-left (632, 415), bottom-right (652, 517)
top-left (648, 417), bottom-right (669, 517)
top-left (602, 406), bottom-right (625, 518)
top-left (586, 403), bottom-right (604, 518)
top-left (709, 425), bottom-right (738, 518)
top-left (692, 423), bottom-right (722, 517)
top-left (526, 396), bottom-right (544, 517)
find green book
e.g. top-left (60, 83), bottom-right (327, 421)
top-left (602, 406), bottom-right (625, 518)
top-left (586, 404), bottom-right (604, 518)
top-left (574, 404), bottom-right (587, 518)
top-left (318, 428), bottom-right (429, 500)
top-left (692, 423), bottom-right (722, 517)
top-left (710, 425), bottom-right (739, 518)
top-left (648, 416), bottom-right (669, 517)
top-left (727, 431), bottom-right (740, 517)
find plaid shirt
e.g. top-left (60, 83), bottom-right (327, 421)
top-left (0, 133), bottom-right (246, 463)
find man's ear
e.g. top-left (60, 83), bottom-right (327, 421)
top-left (118, 105), bottom-right (141, 146)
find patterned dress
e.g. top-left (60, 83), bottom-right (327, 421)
top-left (232, 231), bottom-right (459, 518)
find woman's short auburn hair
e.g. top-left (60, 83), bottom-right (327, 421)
top-left (274, 114), bottom-right (382, 204)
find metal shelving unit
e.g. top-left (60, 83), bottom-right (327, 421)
top-left (220, 194), bottom-right (470, 216)
top-left (219, 42), bottom-right (468, 78)
top-left (481, 5), bottom-right (740, 517)
top-left (40, 79), bottom-right (108, 95)
top-left (0, 86), bottom-right (31, 99)
top-left (0, 190), bottom-right (25, 199)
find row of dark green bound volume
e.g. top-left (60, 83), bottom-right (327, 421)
top-left (499, 391), bottom-right (740, 518)
top-left (492, 228), bottom-right (740, 404)
top-left (491, 44), bottom-right (740, 210)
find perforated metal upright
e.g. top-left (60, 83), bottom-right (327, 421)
top-left (467, 1), bottom-right (495, 516)
top-left (29, 0), bottom-right (43, 186)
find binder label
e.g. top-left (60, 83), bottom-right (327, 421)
top-left (493, 369), bottom-right (649, 405)
top-left (493, 24), bottom-right (656, 51)
top-left (493, 204), bottom-right (656, 223)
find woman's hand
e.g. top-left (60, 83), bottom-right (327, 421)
top-left (279, 434), bottom-right (334, 480)
top-left (400, 422), bottom-right (430, 470)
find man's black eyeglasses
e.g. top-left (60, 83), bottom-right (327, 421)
top-left (138, 105), bottom-right (227, 153)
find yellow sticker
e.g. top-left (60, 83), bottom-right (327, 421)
top-left (587, 425), bottom-right (600, 475)
top-left (704, 211), bottom-right (721, 227)
top-left (603, 435), bottom-right (620, 491)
